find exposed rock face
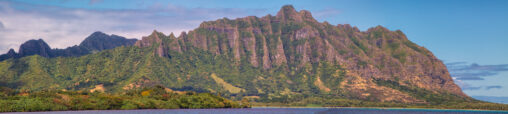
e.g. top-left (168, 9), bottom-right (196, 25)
top-left (0, 31), bottom-right (137, 61)
top-left (18, 39), bottom-right (52, 57)
top-left (134, 5), bottom-right (466, 100)
top-left (134, 30), bottom-right (171, 57)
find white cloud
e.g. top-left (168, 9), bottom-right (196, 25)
top-left (0, 1), bottom-right (268, 53)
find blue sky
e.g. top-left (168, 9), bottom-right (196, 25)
top-left (0, 0), bottom-right (507, 97)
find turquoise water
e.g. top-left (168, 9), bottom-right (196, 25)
top-left (5, 107), bottom-right (508, 114)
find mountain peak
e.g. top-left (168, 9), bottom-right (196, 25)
top-left (276, 5), bottom-right (314, 22)
top-left (91, 31), bottom-right (107, 36)
top-left (367, 25), bottom-right (390, 33)
top-left (169, 32), bottom-right (176, 38)
top-left (276, 5), bottom-right (299, 20)
top-left (0, 48), bottom-right (18, 61)
top-left (7, 48), bottom-right (16, 54)
top-left (18, 39), bottom-right (52, 57)
top-left (134, 30), bottom-right (173, 57)
top-left (6, 48), bottom-right (17, 58)
top-left (22, 39), bottom-right (49, 46)
top-left (151, 30), bottom-right (160, 35)
top-left (80, 31), bottom-right (137, 51)
top-left (135, 30), bottom-right (163, 47)
top-left (299, 10), bottom-right (313, 19)
top-left (280, 5), bottom-right (296, 13)
top-left (84, 31), bottom-right (111, 41)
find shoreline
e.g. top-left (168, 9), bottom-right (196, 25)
top-left (250, 106), bottom-right (508, 112)
top-left (4, 107), bottom-right (508, 113)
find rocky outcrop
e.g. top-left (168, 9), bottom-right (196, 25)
top-left (134, 30), bottom-right (182, 57)
top-left (18, 39), bottom-right (53, 58)
top-left (0, 31), bottom-right (137, 61)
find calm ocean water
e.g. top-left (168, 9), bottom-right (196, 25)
top-left (5, 107), bottom-right (508, 114)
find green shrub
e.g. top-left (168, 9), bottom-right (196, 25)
top-left (0, 86), bottom-right (246, 112)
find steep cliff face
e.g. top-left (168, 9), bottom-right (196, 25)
top-left (134, 30), bottom-right (182, 57)
top-left (0, 31), bottom-right (137, 61)
top-left (133, 5), bottom-right (466, 101)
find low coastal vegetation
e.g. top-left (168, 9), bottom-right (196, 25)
top-left (252, 97), bottom-right (508, 111)
top-left (0, 86), bottom-right (250, 112)
top-left (249, 79), bottom-right (508, 110)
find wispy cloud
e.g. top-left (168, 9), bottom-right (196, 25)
top-left (486, 85), bottom-right (502, 90)
top-left (452, 71), bottom-right (497, 80)
top-left (453, 79), bottom-right (482, 90)
top-left (455, 80), bottom-right (503, 91)
top-left (447, 62), bottom-right (508, 91)
top-left (0, 1), bottom-right (268, 53)
top-left (446, 61), bottom-right (468, 66)
top-left (452, 63), bottom-right (508, 72)
top-left (463, 86), bottom-right (482, 90)
top-left (447, 62), bottom-right (508, 80)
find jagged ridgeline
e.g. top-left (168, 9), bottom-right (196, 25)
top-left (0, 31), bottom-right (137, 61)
top-left (0, 5), bottom-right (470, 104)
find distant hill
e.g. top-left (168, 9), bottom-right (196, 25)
top-left (0, 31), bottom-right (137, 61)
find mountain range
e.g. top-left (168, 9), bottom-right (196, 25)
top-left (0, 31), bottom-right (137, 61)
top-left (0, 5), bottom-right (494, 107)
